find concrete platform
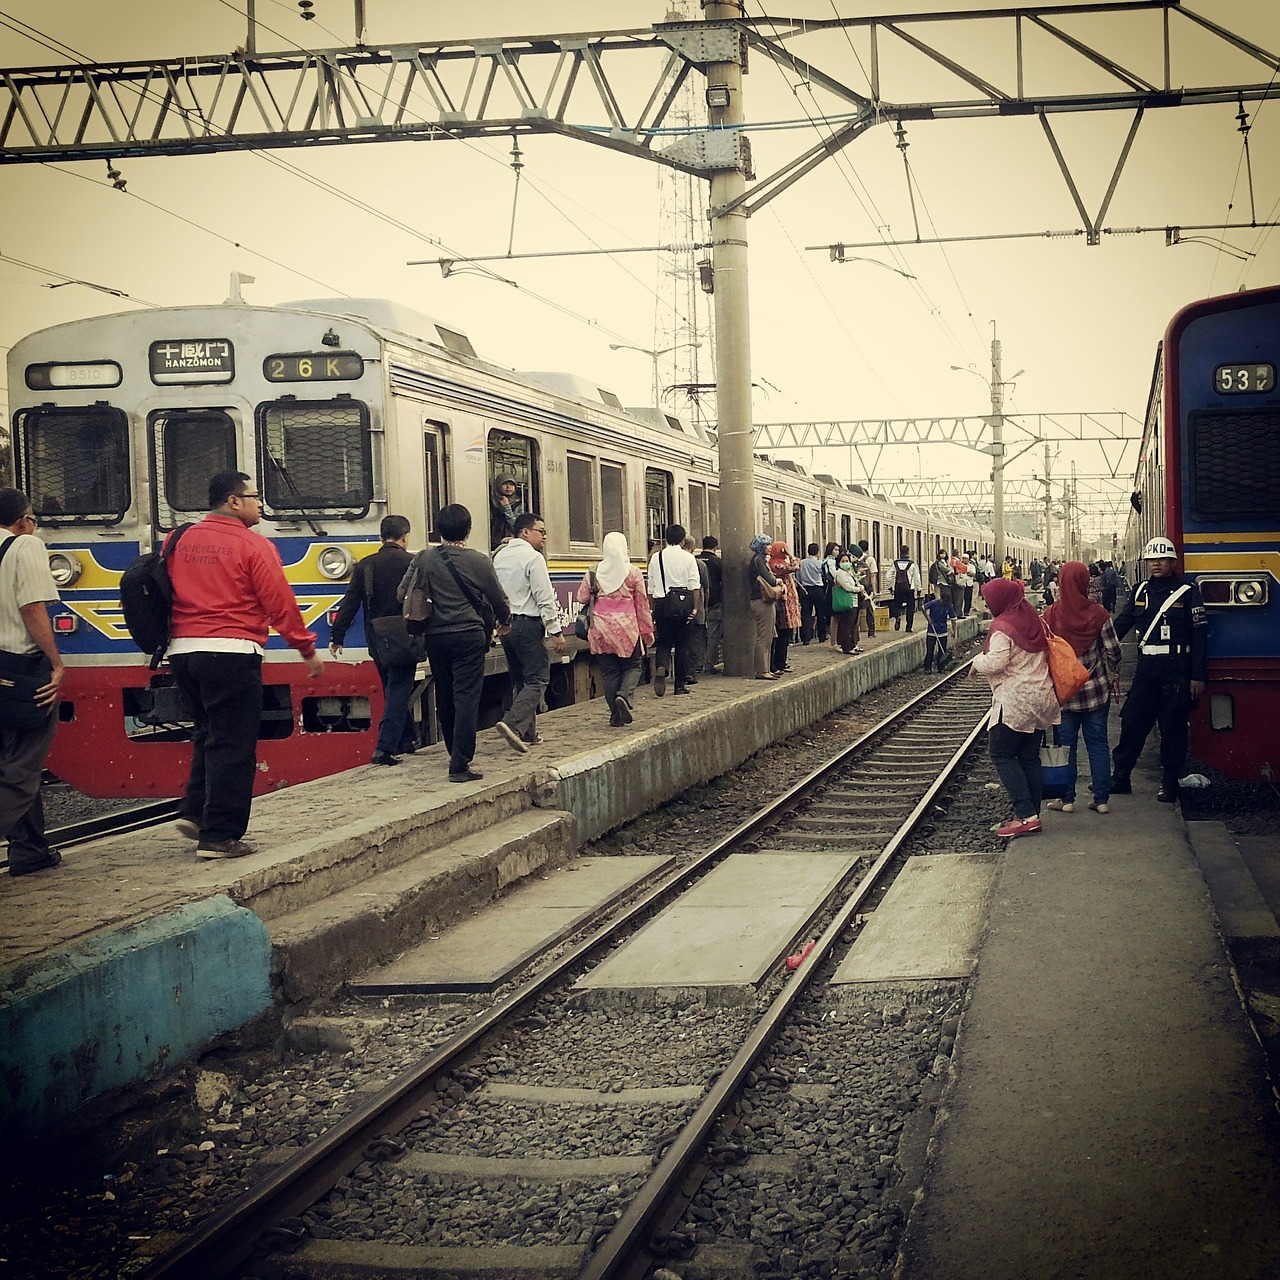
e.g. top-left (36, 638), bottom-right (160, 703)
top-left (3, 620), bottom-right (955, 1139)
top-left (574, 851), bottom-right (858, 1003)
top-left (832, 853), bottom-right (1001, 985)
top-left (898, 758), bottom-right (1280, 1280)
top-left (349, 854), bottom-right (672, 994)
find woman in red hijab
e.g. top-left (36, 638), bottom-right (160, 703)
top-left (970, 578), bottom-right (1060, 838)
top-left (1041, 561), bottom-right (1122, 814)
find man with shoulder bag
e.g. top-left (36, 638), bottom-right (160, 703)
top-left (646, 524), bottom-right (701, 697)
top-left (331, 514), bottom-right (419, 766)
top-left (0, 489), bottom-right (65, 877)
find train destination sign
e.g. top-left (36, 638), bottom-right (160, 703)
top-left (264, 352), bottom-right (365, 382)
top-left (1215, 363), bottom-right (1275, 394)
top-left (149, 338), bottom-right (234, 384)
top-left (25, 361), bottom-right (122, 390)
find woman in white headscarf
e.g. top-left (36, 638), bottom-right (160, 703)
top-left (577, 532), bottom-right (654, 726)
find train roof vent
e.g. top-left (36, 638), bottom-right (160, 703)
top-left (847, 483), bottom-right (867, 495)
top-left (814, 473), bottom-right (842, 487)
top-left (524, 371), bottom-right (624, 407)
top-left (774, 459), bottom-right (806, 474)
top-left (280, 298), bottom-right (475, 353)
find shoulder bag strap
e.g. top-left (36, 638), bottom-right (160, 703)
top-left (658, 547), bottom-right (668, 594)
top-left (438, 547), bottom-right (491, 628)
top-left (0, 535), bottom-right (17, 570)
top-left (1137, 582), bottom-right (1190, 649)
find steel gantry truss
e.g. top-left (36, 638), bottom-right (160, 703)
top-left (1, 1), bottom-right (1277, 232)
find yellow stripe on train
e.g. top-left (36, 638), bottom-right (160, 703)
top-left (1184, 551), bottom-right (1280, 580)
top-left (61, 594), bottom-right (344, 642)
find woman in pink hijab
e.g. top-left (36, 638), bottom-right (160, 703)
top-left (970, 578), bottom-right (1060, 839)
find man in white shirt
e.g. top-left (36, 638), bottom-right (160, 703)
top-left (492, 512), bottom-right (565, 751)
top-left (0, 488), bottom-right (65, 877)
top-left (646, 524), bottom-right (702, 696)
top-left (888, 545), bottom-right (923, 632)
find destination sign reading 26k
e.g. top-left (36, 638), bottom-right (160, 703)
top-left (264, 352), bottom-right (365, 382)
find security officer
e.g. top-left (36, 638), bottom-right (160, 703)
top-left (1109, 535), bottom-right (1207, 803)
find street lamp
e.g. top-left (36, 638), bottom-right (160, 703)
top-left (609, 341), bottom-right (701, 423)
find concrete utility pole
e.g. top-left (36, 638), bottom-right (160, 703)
top-left (705, 1), bottom-right (756, 678)
top-left (1043, 444), bottom-right (1054, 561)
top-left (989, 331), bottom-right (1006, 569)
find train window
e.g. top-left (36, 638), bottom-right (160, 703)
top-left (792, 504), bottom-right (806, 554)
top-left (689, 482), bottom-right (707, 544)
top-left (645, 468), bottom-right (673, 547)
top-left (856, 519), bottom-right (869, 550)
top-left (17, 405), bottom-right (130, 523)
top-left (1188, 409), bottom-right (1280, 521)
top-left (488, 430), bottom-right (539, 549)
top-left (150, 410), bottom-right (237, 528)
top-left (567, 453), bottom-right (595, 544)
top-left (423, 424), bottom-right (447, 536)
top-left (257, 399), bottom-right (371, 513)
top-left (709, 487), bottom-right (720, 539)
top-left (601, 461), bottom-right (625, 539)
top-left (840, 515), bottom-right (851, 549)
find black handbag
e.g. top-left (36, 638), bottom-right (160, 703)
top-left (654, 550), bottom-right (694, 622)
top-left (363, 561), bottom-right (425, 667)
top-left (575, 570), bottom-right (597, 640)
top-left (0, 648), bottom-right (52, 731)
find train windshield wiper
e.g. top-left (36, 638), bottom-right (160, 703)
top-left (263, 446), bottom-right (327, 537)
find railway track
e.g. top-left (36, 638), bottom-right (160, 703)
top-left (135, 662), bottom-right (993, 1280)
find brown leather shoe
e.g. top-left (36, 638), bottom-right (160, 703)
top-left (196, 838), bottom-right (259, 860)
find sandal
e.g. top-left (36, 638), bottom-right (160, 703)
top-left (1088, 800), bottom-right (1110, 814)
top-left (1046, 799), bottom-right (1074, 813)
top-left (756, 673), bottom-right (778, 680)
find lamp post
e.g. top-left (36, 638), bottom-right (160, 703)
top-left (609, 341), bottom-right (701, 425)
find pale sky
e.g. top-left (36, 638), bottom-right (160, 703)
top-left (2, 1), bottom-right (1277, 543)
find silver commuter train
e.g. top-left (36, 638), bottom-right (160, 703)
top-left (6, 297), bottom-right (1038, 797)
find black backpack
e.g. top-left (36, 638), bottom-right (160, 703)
top-left (120, 524), bottom-right (195, 669)
top-left (893, 559), bottom-right (911, 591)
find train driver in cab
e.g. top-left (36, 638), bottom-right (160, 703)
top-left (1109, 536), bottom-right (1208, 804)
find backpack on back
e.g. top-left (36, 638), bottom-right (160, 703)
top-left (893, 559), bottom-right (911, 592)
top-left (120, 524), bottom-right (195, 669)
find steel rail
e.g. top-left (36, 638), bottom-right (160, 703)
top-left (577, 669), bottom-right (990, 1279)
top-left (134, 663), bottom-right (985, 1280)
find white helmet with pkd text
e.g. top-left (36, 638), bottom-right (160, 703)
top-left (1142, 536), bottom-right (1177, 560)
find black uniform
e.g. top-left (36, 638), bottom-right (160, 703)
top-left (1110, 573), bottom-right (1208, 797)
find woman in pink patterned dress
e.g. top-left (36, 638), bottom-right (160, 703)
top-left (768, 541), bottom-right (801, 674)
top-left (970, 578), bottom-right (1061, 840)
top-left (577, 531), bottom-right (654, 727)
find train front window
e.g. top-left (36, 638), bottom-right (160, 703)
top-left (1188, 408), bottom-right (1280, 521)
top-left (257, 398), bottom-right (371, 513)
top-left (151, 409), bottom-right (237, 528)
top-left (17, 405), bottom-right (130, 523)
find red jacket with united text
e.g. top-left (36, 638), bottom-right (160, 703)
top-left (166, 514), bottom-right (317, 657)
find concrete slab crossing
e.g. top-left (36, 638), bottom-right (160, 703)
top-left (832, 853), bottom-right (1001, 985)
top-left (348, 855), bottom-right (671, 993)
top-left (574, 851), bottom-right (858, 1002)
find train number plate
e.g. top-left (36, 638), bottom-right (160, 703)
top-left (1215, 363), bottom-right (1275, 394)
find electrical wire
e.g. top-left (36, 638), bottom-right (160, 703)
top-left (0, 252), bottom-right (161, 306)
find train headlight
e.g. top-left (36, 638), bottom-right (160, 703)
top-left (317, 545), bottom-right (354, 580)
top-left (1234, 578), bottom-right (1267, 605)
top-left (47, 551), bottom-right (83, 586)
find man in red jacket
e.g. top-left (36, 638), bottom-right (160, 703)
top-left (167, 471), bottom-right (323, 858)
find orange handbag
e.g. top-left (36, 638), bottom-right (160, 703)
top-left (1042, 621), bottom-right (1090, 704)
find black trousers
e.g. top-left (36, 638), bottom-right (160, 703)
top-left (989, 721), bottom-right (1043, 820)
top-left (892, 587), bottom-right (915, 631)
top-left (798, 584), bottom-right (823, 643)
top-left (425, 627), bottom-right (488, 774)
top-left (1111, 664), bottom-right (1191, 788)
top-left (654, 614), bottom-right (693, 689)
top-left (170, 652), bottom-right (263, 842)
top-left (923, 633), bottom-right (950, 671)
top-left (0, 710), bottom-right (58, 869)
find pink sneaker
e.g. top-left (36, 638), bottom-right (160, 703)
top-left (996, 816), bottom-right (1042, 839)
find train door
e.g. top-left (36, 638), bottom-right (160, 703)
top-left (645, 468), bottom-right (673, 548)
top-left (487, 429), bottom-right (539, 550)
top-left (422, 422), bottom-right (446, 537)
top-left (709, 486), bottom-right (720, 540)
top-left (872, 521), bottom-right (882, 567)
top-left (148, 408), bottom-right (238, 530)
top-left (840, 515), bottom-right (852, 549)
top-left (792, 503), bottom-right (806, 555)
